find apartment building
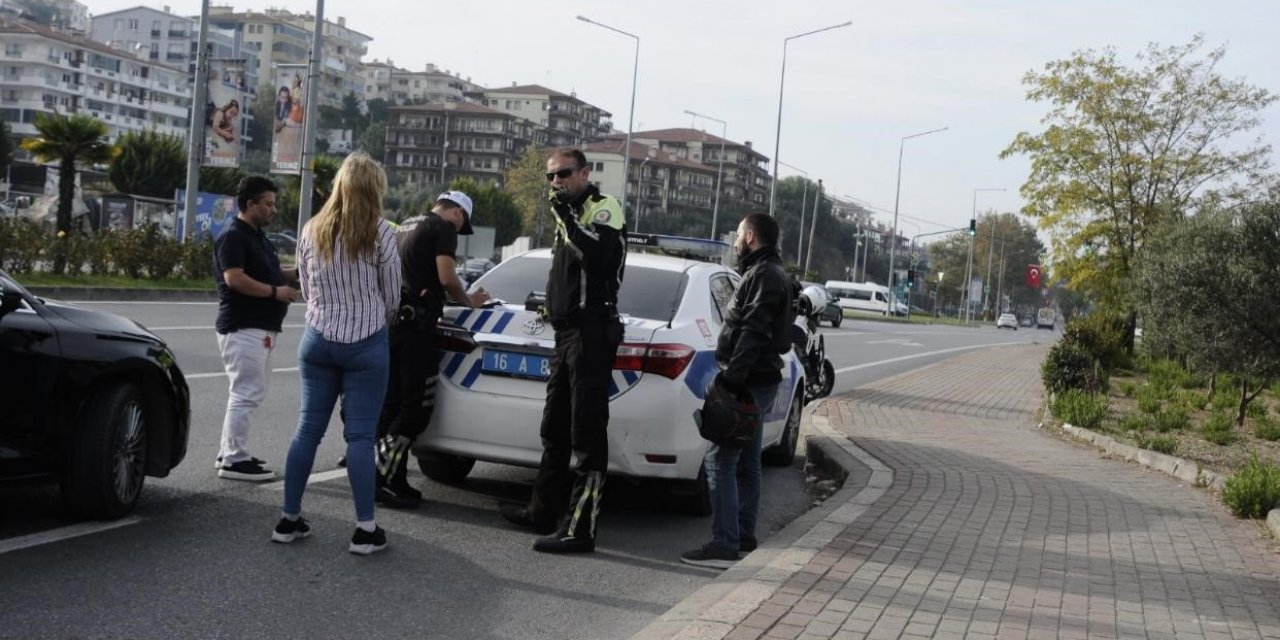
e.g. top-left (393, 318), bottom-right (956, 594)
top-left (0, 0), bottom-right (88, 34)
top-left (384, 62), bottom-right (479, 106)
top-left (358, 58), bottom-right (395, 103)
top-left (384, 101), bottom-right (535, 188)
top-left (582, 140), bottom-right (717, 225)
top-left (91, 5), bottom-right (260, 87)
top-left (0, 17), bottom-right (190, 140)
top-left (604, 128), bottom-right (771, 210)
top-left (469, 84), bottom-right (611, 148)
top-left (208, 7), bottom-right (369, 108)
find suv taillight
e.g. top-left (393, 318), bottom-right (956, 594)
top-left (613, 343), bottom-right (695, 380)
top-left (437, 325), bottom-right (477, 353)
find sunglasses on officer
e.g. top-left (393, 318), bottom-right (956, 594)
top-left (545, 166), bottom-right (581, 182)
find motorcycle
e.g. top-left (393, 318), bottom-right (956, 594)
top-left (793, 285), bottom-right (836, 403)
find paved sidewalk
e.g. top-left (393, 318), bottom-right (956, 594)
top-left (638, 344), bottom-right (1280, 640)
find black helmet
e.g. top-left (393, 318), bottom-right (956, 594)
top-left (693, 375), bottom-right (761, 447)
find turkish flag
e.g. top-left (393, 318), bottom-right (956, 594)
top-left (1027, 264), bottom-right (1042, 289)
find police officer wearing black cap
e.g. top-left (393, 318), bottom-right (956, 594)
top-left (500, 148), bottom-right (626, 553)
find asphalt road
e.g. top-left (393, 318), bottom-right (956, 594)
top-left (0, 301), bottom-right (1050, 640)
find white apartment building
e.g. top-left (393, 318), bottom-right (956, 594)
top-left (388, 63), bottom-right (479, 106)
top-left (0, 0), bottom-right (88, 34)
top-left (90, 5), bottom-right (260, 88)
top-left (1, 17), bottom-right (189, 141)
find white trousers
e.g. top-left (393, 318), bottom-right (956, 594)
top-left (216, 328), bottom-right (277, 464)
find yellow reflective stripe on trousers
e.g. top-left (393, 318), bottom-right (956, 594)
top-left (567, 471), bottom-right (604, 539)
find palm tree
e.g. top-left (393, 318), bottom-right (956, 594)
top-left (20, 113), bottom-right (116, 273)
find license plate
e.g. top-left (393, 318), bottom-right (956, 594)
top-left (481, 349), bottom-right (551, 381)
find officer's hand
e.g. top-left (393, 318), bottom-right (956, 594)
top-left (469, 287), bottom-right (491, 308)
top-left (547, 187), bottom-right (572, 212)
top-left (275, 286), bottom-right (300, 303)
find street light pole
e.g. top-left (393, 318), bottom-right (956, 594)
top-left (578, 16), bottom-right (639, 218)
top-left (887, 126), bottom-right (947, 313)
top-left (296, 0), bottom-right (325, 232)
top-left (805, 178), bottom-right (822, 273)
top-left (684, 109), bottom-right (727, 240)
top-left (635, 155), bottom-right (651, 233)
top-left (963, 188), bottom-right (1003, 322)
top-left (181, 0), bottom-right (211, 242)
top-left (768, 20), bottom-right (851, 218)
top-left (778, 160), bottom-right (807, 263)
top-left (977, 188), bottom-right (1007, 318)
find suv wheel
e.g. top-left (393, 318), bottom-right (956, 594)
top-left (763, 391), bottom-right (803, 467)
top-left (64, 383), bottom-right (147, 519)
top-left (416, 451), bottom-right (476, 484)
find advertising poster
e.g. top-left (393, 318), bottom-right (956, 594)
top-left (174, 189), bottom-right (239, 240)
top-left (270, 64), bottom-right (308, 175)
top-left (204, 59), bottom-right (246, 167)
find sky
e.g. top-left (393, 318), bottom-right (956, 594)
top-left (87, 0), bottom-right (1280, 233)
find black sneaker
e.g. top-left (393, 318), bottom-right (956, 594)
top-left (532, 534), bottom-right (595, 554)
top-left (740, 538), bottom-right (758, 554)
top-left (336, 455), bottom-right (346, 468)
top-left (215, 456), bottom-right (264, 469)
top-left (270, 517), bottom-right (311, 543)
top-left (375, 482), bottom-right (421, 509)
top-left (218, 459), bottom-right (276, 481)
top-left (349, 526), bottom-right (387, 555)
top-left (680, 543), bottom-right (739, 569)
top-left (498, 502), bottom-right (558, 535)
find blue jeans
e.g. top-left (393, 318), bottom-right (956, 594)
top-left (704, 382), bottom-right (780, 552)
top-left (284, 326), bottom-right (389, 522)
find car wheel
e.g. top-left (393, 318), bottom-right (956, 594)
top-left (64, 382), bottom-right (147, 520)
top-left (831, 313), bottom-right (843, 328)
top-left (763, 391), bottom-right (802, 467)
top-left (415, 451), bottom-right (476, 484)
top-left (670, 463), bottom-right (712, 516)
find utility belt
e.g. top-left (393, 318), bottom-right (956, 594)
top-left (550, 304), bottom-right (623, 343)
top-left (396, 288), bottom-right (443, 327)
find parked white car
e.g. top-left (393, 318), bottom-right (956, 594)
top-left (411, 238), bottom-right (806, 512)
top-left (824, 280), bottom-right (906, 316)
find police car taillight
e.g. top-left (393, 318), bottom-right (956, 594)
top-left (614, 343), bottom-right (695, 380)
top-left (437, 325), bottom-right (477, 353)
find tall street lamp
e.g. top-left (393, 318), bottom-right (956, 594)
top-left (684, 109), bottom-right (727, 240)
top-left (768, 20), bottom-right (852, 218)
top-left (577, 15), bottom-right (639, 217)
top-left (635, 155), bottom-right (652, 233)
top-left (887, 126), bottom-right (947, 312)
top-left (778, 160), bottom-right (808, 263)
top-left (964, 187), bottom-right (1004, 322)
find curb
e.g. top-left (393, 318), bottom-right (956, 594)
top-left (27, 286), bottom-right (219, 302)
top-left (1054, 422), bottom-right (1228, 491)
top-left (628, 400), bottom-right (893, 640)
top-left (1269, 509), bottom-right (1280, 540)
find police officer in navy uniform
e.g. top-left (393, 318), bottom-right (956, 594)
top-left (500, 148), bottom-right (626, 554)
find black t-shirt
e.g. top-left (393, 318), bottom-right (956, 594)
top-left (213, 217), bottom-right (289, 334)
top-left (396, 212), bottom-right (458, 305)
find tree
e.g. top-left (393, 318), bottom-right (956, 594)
top-left (247, 81), bottom-right (276, 153)
top-left (0, 122), bottom-right (14, 178)
top-left (1001, 36), bottom-right (1275, 346)
top-left (109, 130), bottom-right (186, 198)
top-left (449, 176), bottom-right (522, 248)
top-left (199, 166), bottom-right (250, 196)
top-left (503, 145), bottom-right (549, 244)
top-left (366, 98), bottom-right (392, 126)
top-left (358, 123), bottom-right (386, 163)
top-left (1136, 201), bottom-right (1280, 425)
top-left (340, 92), bottom-right (365, 137)
top-left (20, 113), bottom-right (115, 273)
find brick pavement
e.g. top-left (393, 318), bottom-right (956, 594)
top-left (640, 344), bottom-right (1280, 640)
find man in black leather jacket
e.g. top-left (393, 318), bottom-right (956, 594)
top-left (681, 213), bottom-right (793, 569)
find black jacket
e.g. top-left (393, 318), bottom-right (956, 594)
top-left (545, 184), bottom-right (627, 325)
top-left (716, 246), bottom-right (793, 387)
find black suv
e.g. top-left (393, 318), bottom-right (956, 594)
top-left (1, 270), bottom-right (190, 519)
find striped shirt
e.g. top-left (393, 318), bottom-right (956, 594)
top-left (298, 218), bottom-right (402, 343)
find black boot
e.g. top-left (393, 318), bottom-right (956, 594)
top-left (532, 471), bottom-right (603, 554)
top-left (498, 502), bottom-right (557, 535)
top-left (375, 439), bottom-right (420, 509)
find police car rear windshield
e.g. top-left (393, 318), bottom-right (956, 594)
top-left (471, 255), bottom-right (688, 321)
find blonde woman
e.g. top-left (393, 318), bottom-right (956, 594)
top-left (271, 152), bottom-right (401, 555)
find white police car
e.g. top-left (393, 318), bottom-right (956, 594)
top-left (411, 235), bottom-right (805, 512)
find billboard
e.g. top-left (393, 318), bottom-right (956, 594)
top-left (204, 59), bottom-right (246, 167)
top-left (174, 189), bottom-right (239, 240)
top-left (270, 64), bottom-right (308, 175)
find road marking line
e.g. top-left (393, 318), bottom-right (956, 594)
top-left (834, 341), bottom-right (1026, 374)
top-left (64, 301), bottom-right (219, 305)
top-left (819, 331), bottom-right (868, 338)
top-left (186, 366), bottom-right (301, 380)
top-left (0, 517), bottom-right (143, 556)
top-left (150, 323), bottom-right (305, 331)
top-left (263, 468), bottom-right (348, 491)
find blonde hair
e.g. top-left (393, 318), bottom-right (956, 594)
top-left (307, 151), bottom-right (387, 263)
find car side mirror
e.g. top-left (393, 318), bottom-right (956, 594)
top-left (0, 289), bottom-right (23, 318)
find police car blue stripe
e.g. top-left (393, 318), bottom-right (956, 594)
top-left (491, 311), bottom-right (514, 334)
top-left (460, 359), bottom-right (483, 389)
top-left (682, 351), bottom-right (719, 399)
top-left (442, 353), bottom-right (466, 379)
top-left (454, 309), bottom-right (473, 328)
top-left (471, 310), bottom-right (494, 331)
top-left (621, 370), bottom-right (640, 386)
top-left (607, 380), bottom-right (619, 397)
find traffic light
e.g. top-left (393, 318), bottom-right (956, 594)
top-left (907, 269), bottom-right (917, 288)
top-left (968, 219), bottom-right (976, 236)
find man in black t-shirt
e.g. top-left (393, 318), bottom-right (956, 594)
top-left (374, 191), bottom-right (489, 507)
top-left (212, 175), bottom-right (300, 481)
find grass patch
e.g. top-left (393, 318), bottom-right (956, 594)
top-left (1254, 416), bottom-right (1280, 442)
top-left (1136, 387), bottom-right (1163, 415)
top-left (1177, 389), bottom-right (1208, 411)
top-left (1146, 359), bottom-right (1192, 393)
top-left (1221, 455), bottom-right (1280, 519)
top-left (1245, 401), bottom-right (1268, 420)
top-left (1154, 407), bottom-right (1189, 433)
top-left (1118, 413), bottom-right (1149, 433)
top-left (1053, 390), bottom-right (1108, 429)
top-left (1210, 391), bottom-right (1237, 412)
top-left (19, 274), bottom-right (214, 290)
top-left (1201, 412), bottom-right (1236, 446)
top-left (1136, 434), bottom-right (1178, 456)
top-left (1120, 381), bottom-right (1137, 398)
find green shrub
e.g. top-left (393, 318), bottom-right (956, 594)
top-left (0, 217), bottom-right (48, 274)
top-left (137, 224), bottom-right (184, 280)
top-left (1201, 412), bottom-right (1236, 445)
top-left (1245, 401), bottom-right (1268, 420)
top-left (1136, 387), bottom-right (1163, 415)
top-left (1154, 407), bottom-right (1189, 433)
top-left (1120, 381), bottom-right (1137, 398)
top-left (1211, 390), bottom-right (1237, 412)
top-left (1053, 389), bottom-right (1108, 429)
top-left (1119, 413), bottom-right (1149, 433)
top-left (1254, 416), bottom-right (1280, 442)
top-left (1221, 455), bottom-right (1280, 519)
top-left (1063, 313), bottom-right (1130, 371)
top-left (85, 229), bottom-right (115, 276)
top-left (1178, 389), bottom-right (1208, 411)
top-left (1146, 358), bottom-right (1192, 394)
top-left (179, 238), bottom-right (215, 280)
top-left (1042, 343), bottom-right (1101, 394)
top-left (1136, 434), bottom-right (1178, 455)
top-left (108, 226), bottom-right (152, 279)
